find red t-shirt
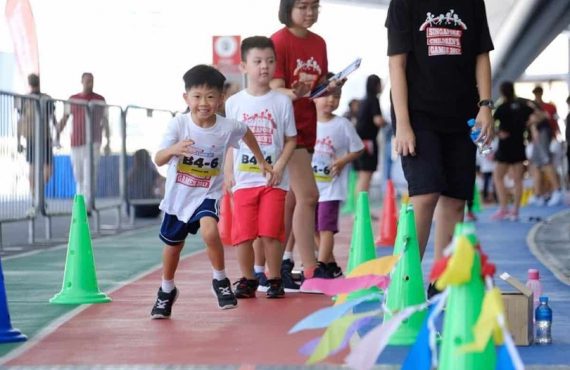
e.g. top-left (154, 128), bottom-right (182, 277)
top-left (540, 102), bottom-right (559, 135)
top-left (271, 27), bottom-right (328, 149)
top-left (68, 92), bottom-right (106, 147)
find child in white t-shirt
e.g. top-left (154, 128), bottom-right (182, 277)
top-left (224, 36), bottom-right (297, 299)
top-left (150, 65), bottom-right (271, 318)
top-left (313, 78), bottom-right (364, 277)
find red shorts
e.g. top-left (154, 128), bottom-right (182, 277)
top-left (231, 186), bottom-right (287, 245)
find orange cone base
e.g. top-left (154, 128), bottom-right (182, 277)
top-left (50, 290), bottom-right (111, 305)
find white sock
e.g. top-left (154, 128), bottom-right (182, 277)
top-left (212, 269), bottom-right (227, 281)
top-left (283, 251), bottom-right (293, 261)
top-left (161, 279), bottom-right (175, 293)
top-left (254, 265), bottom-right (265, 274)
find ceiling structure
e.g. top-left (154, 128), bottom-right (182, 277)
top-left (327, 0), bottom-right (570, 96)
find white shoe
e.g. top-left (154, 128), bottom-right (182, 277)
top-left (529, 195), bottom-right (545, 206)
top-left (547, 191), bottom-right (563, 206)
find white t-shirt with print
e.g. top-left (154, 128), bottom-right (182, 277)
top-left (225, 90), bottom-right (297, 192)
top-left (158, 113), bottom-right (247, 222)
top-left (313, 116), bottom-right (364, 202)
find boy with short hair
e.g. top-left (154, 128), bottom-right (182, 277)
top-left (224, 36), bottom-right (297, 298)
top-left (313, 76), bottom-right (364, 277)
top-left (151, 64), bottom-right (272, 318)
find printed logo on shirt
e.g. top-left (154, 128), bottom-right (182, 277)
top-left (176, 144), bottom-right (222, 188)
top-left (312, 136), bottom-right (335, 183)
top-left (419, 9), bottom-right (467, 56)
top-left (241, 109), bottom-right (277, 146)
top-left (293, 57), bottom-right (322, 90)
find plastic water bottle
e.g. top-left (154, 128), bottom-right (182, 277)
top-left (535, 296), bottom-right (552, 344)
top-left (525, 268), bottom-right (543, 308)
top-left (467, 118), bottom-right (492, 155)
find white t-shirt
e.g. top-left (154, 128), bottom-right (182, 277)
top-left (313, 116), bottom-right (364, 202)
top-left (158, 113), bottom-right (247, 222)
top-left (225, 90), bottom-right (297, 192)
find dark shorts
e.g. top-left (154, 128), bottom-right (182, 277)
top-left (315, 200), bottom-right (340, 233)
top-left (353, 139), bottom-right (378, 172)
top-left (401, 126), bottom-right (476, 201)
top-left (159, 199), bottom-right (219, 246)
top-left (25, 140), bottom-right (53, 165)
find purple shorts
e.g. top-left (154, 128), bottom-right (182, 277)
top-left (315, 200), bottom-right (340, 233)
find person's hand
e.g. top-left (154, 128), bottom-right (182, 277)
top-left (497, 130), bottom-right (510, 140)
top-left (394, 123), bottom-right (416, 156)
top-left (267, 160), bottom-right (285, 187)
top-left (172, 139), bottom-right (195, 157)
top-left (291, 81), bottom-right (312, 99)
top-left (104, 142), bottom-right (111, 156)
top-left (258, 160), bottom-right (273, 182)
top-left (331, 158), bottom-right (347, 177)
top-left (475, 107), bottom-right (494, 146)
top-left (326, 78), bottom-right (346, 95)
top-left (223, 173), bottom-right (235, 194)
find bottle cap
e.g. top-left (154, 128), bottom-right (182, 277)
top-left (528, 268), bottom-right (540, 280)
top-left (539, 296), bottom-right (548, 303)
top-left (467, 118), bottom-right (476, 127)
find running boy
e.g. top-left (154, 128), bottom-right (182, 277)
top-left (386, 0), bottom-right (494, 297)
top-left (224, 36), bottom-right (297, 298)
top-left (151, 65), bottom-right (272, 318)
top-left (313, 76), bottom-right (364, 277)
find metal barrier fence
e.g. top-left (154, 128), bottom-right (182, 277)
top-left (0, 90), bottom-right (175, 247)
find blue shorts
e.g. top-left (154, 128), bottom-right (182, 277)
top-left (159, 199), bottom-right (219, 246)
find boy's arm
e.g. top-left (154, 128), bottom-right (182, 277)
top-left (154, 139), bottom-right (194, 167)
top-left (241, 128), bottom-right (273, 178)
top-left (331, 149), bottom-right (364, 177)
top-left (268, 135), bottom-right (296, 187)
top-left (389, 53), bottom-right (415, 156)
top-left (475, 52), bottom-right (494, 145)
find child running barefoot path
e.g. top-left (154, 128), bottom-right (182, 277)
top-left (224, 36), bottom-right (297, 299)
top-left (151, 65), bottom-right (272, 318)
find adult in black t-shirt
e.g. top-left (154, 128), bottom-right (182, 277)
top-left (492, 81), bottom-right (534, 221)
top-left (354, 75), bottom-right (385, 194)
top-left (386, 0), bottom-right (494, 292)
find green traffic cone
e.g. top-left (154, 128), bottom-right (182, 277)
top-left (472, 182), bottom-right (482, 213)
top-left (439, 231), bottom-right (495, 370)
top-left (50, 195), bottom-right (111, 304)
top-left (341, 169), bottom-right (357, 214)
top-left (345, 192), bottom-right (379, 300)
top-left (384, 203), bottom-right (427, 345)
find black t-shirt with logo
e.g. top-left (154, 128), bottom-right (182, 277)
top-left (386, 0), bottom-right (494, 131)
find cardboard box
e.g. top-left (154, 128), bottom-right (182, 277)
top-left (500, 272), bottom-right (534, 346)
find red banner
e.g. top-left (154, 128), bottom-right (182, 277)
top-left (5, 0), bottom-right (40, 77)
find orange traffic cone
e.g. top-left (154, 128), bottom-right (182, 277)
top-left (219, 191), bottom-right (233, 246)
top-left (376, 179), bottom-right (397, 247)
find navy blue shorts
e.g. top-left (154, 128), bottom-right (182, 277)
top-left (159, 199), bottom-right (219, 246)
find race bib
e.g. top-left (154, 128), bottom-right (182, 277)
top-left (177, 146), bottom-right (222, 179)
top-left (312, 153), bottom-right (333, 183)
top-left (238, 147), bottom-right (274, 173)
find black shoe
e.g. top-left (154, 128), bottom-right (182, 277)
top-left (281, 258), bottom-right (294, 273)
top-left (255, 271), bottom-right (269, 292)
top-left (212, 278), bottom-right (238, 309)
top-left (327, 262), bottom-right (344, 278)
top-left (234, 277), bottom-right (259, 299)
top-left (281, 269), bottom-right (301, 293)
top-left (427, 282), bottom-right (441, 300)
top-left (151, 287), bottom-right (179, 319)
top-left (313, 261), bottom-right (333, 279)
top-left (266, 278), bottom-right (285, 298)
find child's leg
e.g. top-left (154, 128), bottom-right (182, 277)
top-left (434, 195), bottom-right (465, 261)
top-left (200, 216), bottom-right (225, 271)
top-left (317, 231), bottom-right (334, 263)
top-left (510, 162), bottom-right (525, 214)
top-left (493, 162), bottom-right (509, 210)
top-left (315, 200), bottom-right (340, 263)
top-left (287, 149), bottom-right (319, 275)
top-left (162, 243), bottom-right (184, 280)
top-left (410, 193), bottom-right (439, 260)
top-left (237, 240), bottom-right (255, 279)
top-left (283, 190), bottom-right (296, 259)
top-left (253, 238), bottom-right (266, 271)
top-left (262, 237), bottom-right (284, 279)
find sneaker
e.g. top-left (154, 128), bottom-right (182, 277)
top-left (255, 272), bottom-right (269, 292)
top-left (547, 190), bottom-right (563, 206)
top-left (326, 262), bottom-right (344, 278)
top-left (490, 208), bottom-right (509, 221)
top-left (529, 195), bottom-right (545, 206)
top-left (281, 259), bottom-right (301, 293)
top-left (508, 210), bottom-right (520, 221)
top-left (300, 263), bottom-right (332, 294)
top-left (233, 277), bottom-right (259, 299)
top-left (212, 278), bottom-right (238, 309)
top-left (266, 278), bottom-right (285, 298)
top-left (151, 287), bottom-right (179, 319)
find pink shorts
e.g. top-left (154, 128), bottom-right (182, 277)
top-left (231, 186), bottom-right (287, 245)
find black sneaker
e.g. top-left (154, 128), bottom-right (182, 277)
top-left (266, 278), bottom-right (285, 299)
top-left (255, 272), bottom-right (269, 292)
top-left (150, 287), bottom-right (179, 319)
top-left (234, 277), bottom-right (259, 299)
top-left (212, 278), bottom-right (238, 309)
top-left (281, 259), bottom-right (301, 293)
top-left (281, 258), bottom-right (294, 273)
top-left (427, 282), bottom-right (442, 300)
top-left (327, 262), bottom-right (344, 278)
top-left (314, 261), bottom-right (333, 278)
